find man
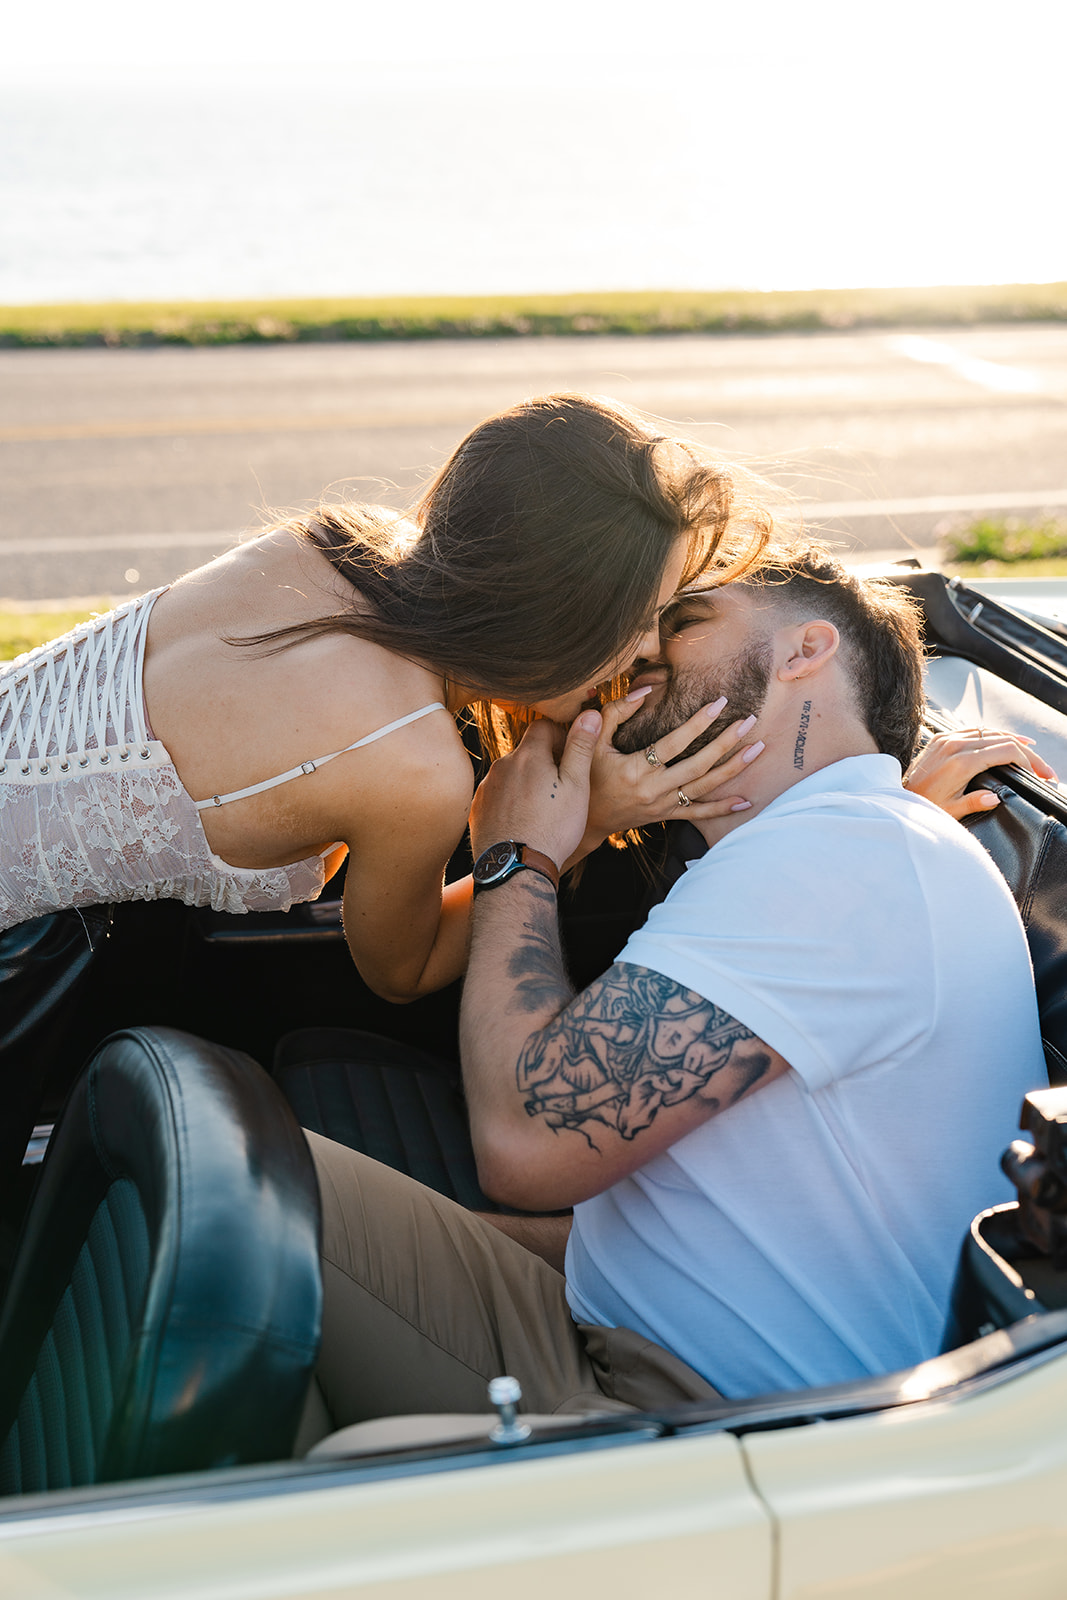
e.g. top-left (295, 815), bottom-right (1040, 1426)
top-left (308, 542), bottom-right (1045, 1425)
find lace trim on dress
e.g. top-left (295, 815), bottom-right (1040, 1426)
top-left (0, 591), bottom-right (329, 931)
top-left (0, 591), bottom-right (153, 774)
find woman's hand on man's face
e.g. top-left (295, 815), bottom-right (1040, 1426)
top-left (468, 713), bottom-right (603, 874)
top-left (580, 690), bottom-right (765, 856)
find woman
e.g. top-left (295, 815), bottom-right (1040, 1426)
top-left (0, 394), bottom-right (774, 1001)
top-left (2, 391), bottom-right (1046, 1003)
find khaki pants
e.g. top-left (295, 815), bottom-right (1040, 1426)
top-left (308, 1130), bottom-right (721, 1429)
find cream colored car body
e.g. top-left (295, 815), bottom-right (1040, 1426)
top-left (2, 1337), bottom-right (1067, 1600)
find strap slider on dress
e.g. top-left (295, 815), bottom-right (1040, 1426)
top-left (300, 761), bottom-right (316, 777)
top-left (211, 795), bottom-right (222, 807)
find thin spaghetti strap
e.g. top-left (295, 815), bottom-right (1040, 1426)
top-left (192, 702), bottom-right (448, 811)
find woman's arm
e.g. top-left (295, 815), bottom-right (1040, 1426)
top-left (905, 727), bottom-right (1057, 820)
top-left (332, 735), bottom-right (477, 1003)
top-left (344, 868), bottom-right (474, 1003)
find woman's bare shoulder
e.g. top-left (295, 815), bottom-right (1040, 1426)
top-left (144, 529), bottom-right (459, 812)
top-left (151, 529), bottom-right (349, 641)
top-left (343, 703), bottom-right (473, 794)
top-left (317, 705), bottom-right (475, 853)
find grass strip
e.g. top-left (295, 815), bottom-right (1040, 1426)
top-left (945, 558), bottom-right (1067, 578)
top-left (942, 517), bottom-right (1067, 568)
top-left (0, 607), bottom-right (110, 661)
top-left (3, 283), bottom-right (1067, 348)
top-left (6, 524), bottom-right (1067, 657)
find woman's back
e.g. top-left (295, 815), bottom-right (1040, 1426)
top-left (142, 531), bottom-right (462, 873)
top-left (0, 587), bottom-right (330, 928)
top-left (0, 530), bottom-right (468, 933)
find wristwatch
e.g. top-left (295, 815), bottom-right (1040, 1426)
top-left (472, 840), bottom-right (561, 896)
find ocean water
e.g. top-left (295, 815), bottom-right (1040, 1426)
top-left (1, 82), bottom-right (717, 303)
top-left (2, 78), bottom-right (1065, 305)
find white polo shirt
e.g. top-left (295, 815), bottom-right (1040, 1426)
top-left (565, 755), bottom-right (1045, 1396)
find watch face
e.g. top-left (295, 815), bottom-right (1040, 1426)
top-left (474, 841), bottom-right (520, 885)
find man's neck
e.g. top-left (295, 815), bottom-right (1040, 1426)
top-left (695, 696), bottom-right (879, 849)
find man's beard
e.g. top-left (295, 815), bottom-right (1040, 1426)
top-left (614, 640), bottom-right (773, 762)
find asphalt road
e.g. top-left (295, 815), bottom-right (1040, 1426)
top-left (2, 325), bottom-right (1066, 603)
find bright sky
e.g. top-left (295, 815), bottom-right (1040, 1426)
top-left (4, 0), bottom-right (1066, 294)
top-left (6, 0), bottom-right (1063, 93)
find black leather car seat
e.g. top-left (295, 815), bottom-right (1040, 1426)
top-left (0, 906), bottom-right (113, 1221)
top-left (0, 1026), bottom-right (322, 1495)
top-left (273, 1027), bottom-right (499, 1210)
top-left (962, 780), bottom-right (1067, 1084)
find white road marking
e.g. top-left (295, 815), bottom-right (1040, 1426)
top-left (0, 409), bottom-right (473, 444)
top-left (884, 334), bottom-right (1043, 394)
top-left (805, 488), bottom-right (1067, 520)
top-left (4, 490), bottom-right (1066, 557)
top-left (8, 487), bottom-right (1067, 556)
top-left (1, 530), bottom-right (240, 554)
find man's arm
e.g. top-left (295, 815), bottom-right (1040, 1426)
top-left (473, 1212), bottom-right (572, 1274)
top-left (461, 716), bottom-right (790, 1211)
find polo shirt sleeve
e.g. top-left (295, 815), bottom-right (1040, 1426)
top-left (616, 807), bottom-right (937, 1092)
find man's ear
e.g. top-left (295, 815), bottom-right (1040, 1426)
top-left (777, 621), bottom-right (840, 682)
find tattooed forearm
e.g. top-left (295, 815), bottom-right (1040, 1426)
top-left (516, 962), bottom-right (773, 1148)
top-left (504, 875), bottom-right (574, 1016)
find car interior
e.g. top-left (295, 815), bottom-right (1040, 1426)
top-left (5, 565), bottom-right (1067, 1509)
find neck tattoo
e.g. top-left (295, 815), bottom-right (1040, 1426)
top-left (793, 700), bottom-right (812, 770)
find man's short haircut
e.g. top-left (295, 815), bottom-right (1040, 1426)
top-left (730, 540), bottom-right (926, 768)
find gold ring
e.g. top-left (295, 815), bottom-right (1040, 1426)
top-left (645, 746), bottom-right (662, 767)
top-left (677, 788), bottom-right (692, 808)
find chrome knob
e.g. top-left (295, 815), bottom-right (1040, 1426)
top-left (488, 1375), bottom-right (531, 1444)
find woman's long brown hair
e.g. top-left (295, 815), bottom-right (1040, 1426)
top-left (236, 393), bottom-right (772, 755)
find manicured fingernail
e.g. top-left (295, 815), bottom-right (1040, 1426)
top-left (704, 696), bottom-right (728, 718)
top-left (730, 800), bottom-right (752, 811)
top-left (625, 684), bottom-right (654, 701)
top-left (734, 715), bottom-right (757, 738)
top-left (577, 710), bottom-right (601, 732)
top-left (741, 740), bottom-right (765, 764)
top-left (979, 791), bottom-right (1000, 808)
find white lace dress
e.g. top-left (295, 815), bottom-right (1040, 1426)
top-left (0, 590), bottom-right (328, 932)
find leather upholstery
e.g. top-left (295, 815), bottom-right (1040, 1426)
top-left (941, 1204), bottom-right (1040, 1349)
top-left (274, 1027), bottom-right (497, 1211)
top-left (0, 1026), bottom-right (322, 1493)
top-left (0, 907), bottom-right (112, 1214)
top-left (963, 783), bottom-right (1067, 1083)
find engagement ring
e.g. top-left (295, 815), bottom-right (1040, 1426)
top-left (645, 746), bottom-right (662, 767)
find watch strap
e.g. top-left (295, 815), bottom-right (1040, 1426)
top-left (473, 841), bottom-right (561, 894)
top-left (512, 845), bottom-right (561, 892)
